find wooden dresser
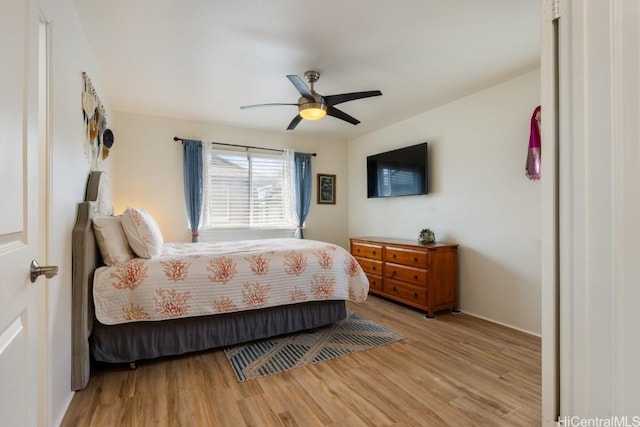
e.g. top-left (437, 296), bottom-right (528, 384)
top-left (350, 237), bottom-right (458, 318)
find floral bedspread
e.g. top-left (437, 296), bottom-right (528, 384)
top-left (93, 238), bottom-right (369, 325)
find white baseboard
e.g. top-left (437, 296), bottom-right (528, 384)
top-left (458, 310), bottom-right (541, 338)
top-left (54, 390), bottom-right (75, 427)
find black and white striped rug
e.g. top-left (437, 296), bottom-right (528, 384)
top-left (224, 311), bottom-right (405, 382)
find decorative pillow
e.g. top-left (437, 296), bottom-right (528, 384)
top-left (92, 216), bottom-right (136, 266)
top-left (121, 207), bottom-right (164, 259)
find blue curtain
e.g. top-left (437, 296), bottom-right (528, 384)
top-left (294, 152), bottom-right (313, 238)
top-left (182, 139), bottom-right (203, 242)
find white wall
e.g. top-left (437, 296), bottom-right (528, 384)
top-left (40, 0), bottom-right (112, 424)
top-left (110, 112), bottom-right (351, 248)
top-left (348, 70), bottom-right (541, 334)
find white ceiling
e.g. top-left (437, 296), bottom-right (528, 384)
top-left (73, 0), bottom-right (540, 140)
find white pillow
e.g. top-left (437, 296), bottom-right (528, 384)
top-left (121, 207), bottom-right (164, 259)
top-left (92, 216), bottom-right (136, 266)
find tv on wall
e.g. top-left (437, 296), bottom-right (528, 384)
top-left (367, 142), bottom-right (428, 198)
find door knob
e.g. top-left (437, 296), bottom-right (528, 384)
top-left (30, 260), bottom-right (58, 283)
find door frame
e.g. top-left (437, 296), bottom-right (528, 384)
top-left (37, 12), bottom-right (52, 427)
top-left (540, 0), bottom-right (560, 424)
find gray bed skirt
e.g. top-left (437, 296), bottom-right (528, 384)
top-left (90, 300), bottom-right (347, 364)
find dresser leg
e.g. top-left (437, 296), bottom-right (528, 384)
top-left (451, 308), bottom-right (461, 314)
top-left (424, 312), bottom-right (436, 319)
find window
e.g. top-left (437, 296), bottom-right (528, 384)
top-left (203, 148), bottom-right (293, 229)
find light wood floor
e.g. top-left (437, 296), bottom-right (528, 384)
top-left (61, 296), bottom-right (541, 426)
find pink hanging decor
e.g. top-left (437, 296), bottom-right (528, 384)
top-left (525, 105), bottom-right (541, 180)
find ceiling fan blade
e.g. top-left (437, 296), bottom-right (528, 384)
top-left (327, 105), bottom-right (360, 125)
top-left (324, 90), bottom-right (382, 106)
top-left (286, 75), bottom-right (314, 100)
top-left (240, 103), bottom-right (298, 110)
top-left (286, 114), bottom-right (303, 130)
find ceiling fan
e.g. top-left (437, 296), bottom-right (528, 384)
top-left (240, 70), bottom-right (382, 130)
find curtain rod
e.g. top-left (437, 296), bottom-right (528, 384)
top-left (173, 137), bottom-right (316, 157)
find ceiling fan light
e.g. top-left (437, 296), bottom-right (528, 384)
top-left (299, 102), bottom-right (327, 120)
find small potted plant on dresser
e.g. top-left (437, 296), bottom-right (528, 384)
top-left (418, 228), bottom-right (435, 245)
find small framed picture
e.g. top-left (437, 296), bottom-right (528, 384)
top-left (317, 174), bottom-right (336, 204)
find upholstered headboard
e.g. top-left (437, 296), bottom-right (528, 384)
top-left (71, 171), bottom-right (112, 390)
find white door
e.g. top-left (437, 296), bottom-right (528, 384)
top-left (0, 0), bottom-right (43, 425)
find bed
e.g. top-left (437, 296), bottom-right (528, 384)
top-left (71, 171), bottom-right (369, 390)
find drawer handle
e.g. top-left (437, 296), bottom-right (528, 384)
top-left (392, 286), bottom-right (397, 292)
top-left (372, 266), bottom-right (376, 271)
top-left (413, 257), bottom-right (418, 262)
top-left (414, 275), bottom-right (418, 280)
top-left (393, 254), bottom-right (397, 258)
top-left (357, 248), bottom-right (360, 253)
top-left (390, 270), bottom-right (396, 276)
top-left (372, 251), bottom-right (376, 255)
top-left (414, 293), bottom-right (418, 298)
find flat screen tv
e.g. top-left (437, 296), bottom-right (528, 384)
top-left (367, 142), bottom-right (428, 198)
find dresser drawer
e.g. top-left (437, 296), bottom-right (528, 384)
top-left (351, 242), bottom-right (383, 260)
top-left (355, 257), bottom-right (383, 276)
top-left (385, 262), bottom-right (427, 286)
top-left (365, 273), bottom-right (383, 292)
top-left (385, 246), bottom-right (427, 268)
top-left (383, 278), bottom-right (427, 306)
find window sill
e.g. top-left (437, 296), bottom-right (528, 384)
top-left (199, 228), bottom-right (297, 242)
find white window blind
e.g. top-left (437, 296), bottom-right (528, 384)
top-left (203, 148), bottom-right (291, 229)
